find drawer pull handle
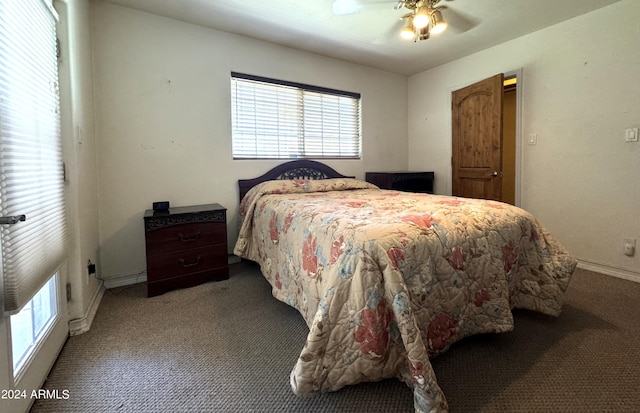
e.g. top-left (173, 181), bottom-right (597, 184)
top-left (178, 255), bottom-right (202, 268)
top-left (178, 232), bottom-right (201, 242)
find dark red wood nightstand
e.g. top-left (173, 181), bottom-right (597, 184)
top-left (365, 171), bottom-right (434, 194)
top-left (143, 204), bottom-right (229, 297)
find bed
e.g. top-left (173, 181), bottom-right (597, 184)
top-left (234, 160), bottom-right (577, 413)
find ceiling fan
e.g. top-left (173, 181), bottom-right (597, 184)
top-left (333, 0), bottom-right (461, 42)
top-left (396, 0), bottom-right (450, 41)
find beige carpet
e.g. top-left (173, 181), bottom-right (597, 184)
top-left (31, 263), bottom-right (640, 412)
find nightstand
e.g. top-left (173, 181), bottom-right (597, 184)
top-left (366, 171), bottom-right (435, 194)
top-left (143, 203), bottom-right (229, 297)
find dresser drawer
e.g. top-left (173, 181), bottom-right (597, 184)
top-left (145, 222), bottom-right (226, 255)
top-left (147, 267), bottom-right (229, 297)
top-left (147, 244), bottom-right (228, 282)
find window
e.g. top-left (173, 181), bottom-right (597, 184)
top-left (0, 0), bottom-right (67, 315)
top-left (10, 274), bottom-right (58, 378)
top-left (231, 72), bottom-right (361, 159)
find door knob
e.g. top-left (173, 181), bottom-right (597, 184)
top-left (487, 171), bottom-right (498, 177)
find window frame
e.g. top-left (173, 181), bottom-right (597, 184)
top-left (10, 273), bottom-right (60, 381)
top-left (230, 72), bottom-right (362, 160)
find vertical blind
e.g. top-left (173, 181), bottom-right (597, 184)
top-left (231, 73), bottom-right (361, 159)
top-left (0, 0), bottom-right (67, 314)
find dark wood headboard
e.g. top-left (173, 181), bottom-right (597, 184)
top-left (238, 160), bottom-right (354, 201)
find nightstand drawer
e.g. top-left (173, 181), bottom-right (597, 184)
top-left (147, 245), bottom-right (228, 281)
top-left (145, 222), bottom-right (226, 255)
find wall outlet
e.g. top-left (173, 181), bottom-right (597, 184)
top-left (87, 260), bottom-right (96, 275)
top-left (623, 238), bottom-right (636, 257)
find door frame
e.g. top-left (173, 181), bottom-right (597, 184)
top-left (447, 68), bottom-right (523, 206)
top-left (507, 68), bottom-right (523, 207)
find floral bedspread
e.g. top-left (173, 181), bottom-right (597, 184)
top-left (234, 178), bottom-right (577, 413)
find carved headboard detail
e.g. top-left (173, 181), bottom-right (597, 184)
top-left (238, 160), bottom-right (354, 201)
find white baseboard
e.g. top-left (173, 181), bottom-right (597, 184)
top-left (101, 255), bottom-right (239, 289)
top-left (577, 260), bottom-right (640, 284)
top-left (69, 283), bottom-right (105, 336)
top-left (102, 272), bottom-right (147, 289)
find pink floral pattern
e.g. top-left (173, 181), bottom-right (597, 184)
top-left (302, 234), bottom-right (318, 277)
top-left (502, 241), bottom-right (519, 273)
top-left (283, 213), bottom-right (294, 233)
top-left (448, 245), bottom-right (465, 270)
top-left (427, 312), bottom-right (458, 353)
top-left (355, 301), bottom-right (393, 357)
top-left (530, 226), bottom-right (539, 242)
top-left (474, 289), bottom-right (491, 307)
top-left (409, 359), bottom-right (425, 385)
top-left (330, 236), bottom-right (344, 265)
top-left (233, 177), bottom-right (577, 412)
top-left (269, 214), bottom-right (279, 243)
top-left (485, 202), bottom-right (505, 209)
top-left (402, 213), bottom-right (437, 228)
top-left (439, 199), bottom-right (462, 207)
top-left (387, 247), bottom-right (405, 270)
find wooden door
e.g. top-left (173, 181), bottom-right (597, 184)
top-left (452, 74), bottom-right (504, 200)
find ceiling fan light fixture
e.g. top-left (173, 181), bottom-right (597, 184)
top-left (416, 25), bottom-right (430, 41)
top-left (401, 17), bottom-right (416, 40)
top-left (397, 0), bottom-right (448, 42)
top-left (412, 3), bottom-right (430, 29)
top-left (429, 9), bottom-right (447, 34)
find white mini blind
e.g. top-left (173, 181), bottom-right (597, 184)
top-left (0, 0), bottom-right (67, 314)
top-left (231, 73), bottom-right (361, 159)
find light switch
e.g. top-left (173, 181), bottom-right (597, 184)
top-left (625, 128), bottom-right (638, 142)
top-left (75, 124), bottom-right (83, 144)
top-left (528, 133), bottom-right (537, 145)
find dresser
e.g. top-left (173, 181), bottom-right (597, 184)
top-left (143, 204), bottom-right (229, 297)
top-left (365, 171), bottom-right (435, 194)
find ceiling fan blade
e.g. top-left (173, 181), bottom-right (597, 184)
top-left (439, 6), bottom-right (480, 34)
top-left (332, 0), bottom-right (399, 15)
top-left (332, 0), bottom-right (364, 15)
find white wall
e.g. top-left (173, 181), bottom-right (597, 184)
top-left (90, 1), bottom-right (408, 281)
top-left (57, 0), bottom-right (103, 331)
top-left (408, 0), bottom-right (640, 279)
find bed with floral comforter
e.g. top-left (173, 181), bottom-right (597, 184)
top-left (234, 177), bottom-right (576, 413)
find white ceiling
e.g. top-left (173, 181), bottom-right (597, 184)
top-left (101, 0), bottom-right (621, 76)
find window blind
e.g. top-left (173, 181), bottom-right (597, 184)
top-left (231, 73), bottom-right (361, 159)
top-left (0, 0), bottom-right (67, 314)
